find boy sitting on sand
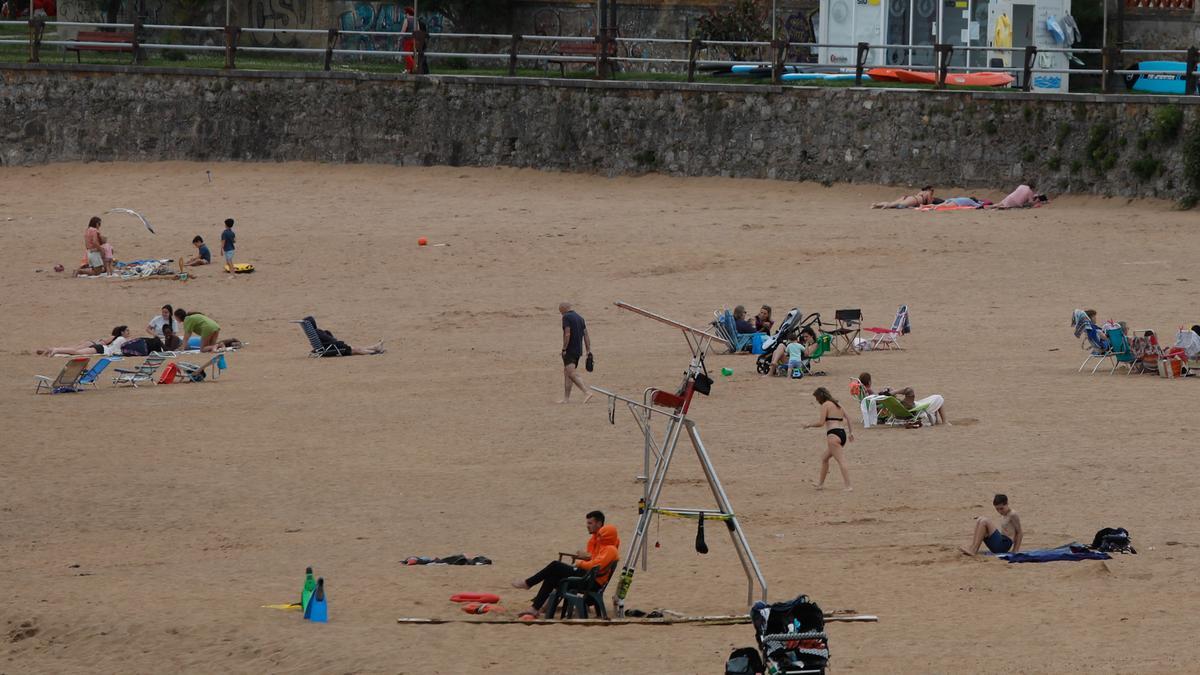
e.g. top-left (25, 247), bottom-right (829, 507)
top-left (961, 494), bottom-right (1022, 556)
top-left (185, 235), bottom-right (212, 266)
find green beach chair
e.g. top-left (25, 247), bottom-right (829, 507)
top-left (1104, 327), bottom-right (1137, 375)
top-left (876, 395), bottom-right (935, 427)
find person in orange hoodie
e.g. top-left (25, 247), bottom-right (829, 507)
top-left (512, 511), bottom-right (620, 618)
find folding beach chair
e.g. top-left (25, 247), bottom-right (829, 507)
top-left (34, 356), bottom-right (90, 394)
top-left (112, 355), bottom-right (165, 387)
top-left (1104, 327), bottom-right (1137, 375)
top-left (77, 357), bottom-right (113, 389)
top-left (1078, 323), bottom-right (1112, 374)
top-left (875, 395), bottom-right (938, 427)
top-left (711, 309), bottom-right (756, 354)
top-left (775, 334), bottom-right (832, 378)
top-left (864, 305), bottom-right (909, 350)
top-left (292, 317), bottom-right (340, 357)
top-left (824, 309), bottom-right (862, 355)
top-left (176, 353), bottom-right (228, 382)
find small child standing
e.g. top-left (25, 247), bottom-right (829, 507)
top-left (220, 218), bottom-right (236, 273)
top-left (785, 341), bottom-right (807, 378)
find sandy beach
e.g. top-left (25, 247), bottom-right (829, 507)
top-left (1, 162), bottom-right (1198, 673)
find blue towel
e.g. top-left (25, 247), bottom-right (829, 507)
top-left (998, 543), bottom-right (1110, 564)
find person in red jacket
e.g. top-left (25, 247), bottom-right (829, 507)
top-left (513, 511), bottom-right (620, 617)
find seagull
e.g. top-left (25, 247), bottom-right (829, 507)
top-left (104, 208), bottom-right (156, 234)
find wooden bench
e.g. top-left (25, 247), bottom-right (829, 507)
top-left (550, 39), bottom-right (616, 76)
top-left (66, 31), bottom-right (134, 63)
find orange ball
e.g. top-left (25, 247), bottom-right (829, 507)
top-left (417, 237), bottom-right (428, 246)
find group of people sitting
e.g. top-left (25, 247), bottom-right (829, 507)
top-left (871, 182), bottom-right (1048, 210)
top-left (1073, 308), bottom-right (1200, 373)
top-left (732, 305), bottom-right (775, 335)
top-left (36, 304), bottom-right (239, 357)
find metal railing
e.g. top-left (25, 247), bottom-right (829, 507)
top-left (1, 18), bottom-right (1198, 95)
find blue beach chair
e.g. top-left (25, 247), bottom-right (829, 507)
top-left (712, 309), bottom-right (757, 354)
top-left (78, 357), bottom-right (113, 389)
top-left (1105, 326), bottom-right (1137, 375)
top-left (1078, 323), bottom-right (1112, 374)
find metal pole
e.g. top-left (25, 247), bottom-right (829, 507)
top-left (772, 0), bottom-right (776, 41)
top-left (225, 0), bottom-right (229, 27)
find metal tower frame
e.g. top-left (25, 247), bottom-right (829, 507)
top-left (592, 301), bottom-right (768, 618)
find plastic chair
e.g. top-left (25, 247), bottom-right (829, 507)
top-left (1104, 327), bottom-right (1137, 375)
top-left (543, 560), bottom-right (617, 620)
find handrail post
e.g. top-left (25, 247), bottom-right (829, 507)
top-left (223, 25), bottom-right (240, 70)
top-left (324, 29), bottom-right (337, 71)
top-left (770, 39), bottom-right (785, 84)
top-left (132, 5), bottom-right (143, 65)
top-left (855, 41), bottom-right (869, 86)
top-left (414, 28), bottom-right (429, 74)
top-left (934, 43), bottom-right (951, 88)
top-left (687, 37), bottom-right (700, 83)
top-left (1022, 45), bottom-right (1036, 91)
top-left (1186, 46), bottom-right (1199, 96)
top-left (27, 16), bottom-right (44, 63)
top-left (596, 31), bottom-right (613, 80)
top-left (508, 33), bottom-right (521, 76)
top-left (1102, 45), bottom-right (1122, 94)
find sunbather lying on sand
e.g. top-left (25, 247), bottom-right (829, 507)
top-left (38, 326), bottom-right (129, 357)
top-left (872, 186), bottom-right (934, 209)
top-left (990, 183), bottom-right (1047, 209)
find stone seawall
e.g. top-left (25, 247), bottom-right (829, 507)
top-left (2, 64), bottom-right (1197, 198)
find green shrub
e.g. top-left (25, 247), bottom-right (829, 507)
top-left (1183, 119), bottom-right (1200, 207)
top-left (1047, 156), bottom-right (1062, 171)
top-left (1149, 105), bottom-right (1184, 144)
top-left (1056, 122), bottom-right (1072, 149)
top-left (983, 119), bottom-right (998, 136)
top-left (1130, 156), bottom-right (1160, 182)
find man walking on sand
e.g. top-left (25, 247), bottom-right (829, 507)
top-left (961, 493), bottom-right (1023, 556)
top-left (559, 302), bottom-right (593, 404)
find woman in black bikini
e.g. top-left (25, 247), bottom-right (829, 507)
top-left (804, 387), bottom-right (854, 491)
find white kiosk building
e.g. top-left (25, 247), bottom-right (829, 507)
top-left (817, 0), bottom-right (1072, 92)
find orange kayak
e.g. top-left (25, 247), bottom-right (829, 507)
top-left (891, 69), bottom-right (1014, 87)
top-left (866, 68), bottom-right (902, 82)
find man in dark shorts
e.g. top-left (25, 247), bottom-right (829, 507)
top-left (961, 494), bottom-right (1023, 556)
top-left (559, 302), bottom-right (593, 404)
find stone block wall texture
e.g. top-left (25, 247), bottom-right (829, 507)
top-left (1, 65), bottom-right (1197, 198)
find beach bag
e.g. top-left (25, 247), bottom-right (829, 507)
top-left (1157, 357), bottom-right (1182, 379)
top-left (724, 647), bottom-right (763, 675)
top-left (121, 338), bottom-right (150, 357)
top-left (1091, 527), bottom-right (1136, 553)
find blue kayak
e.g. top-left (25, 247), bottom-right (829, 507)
top-left (781, 72), bottom-right (871, 82)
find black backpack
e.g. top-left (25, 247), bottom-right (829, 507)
top-left (1091, 527), bottom-right (1136, 553)
top-left (120, 338), bottom-right (150, 356)
top-left (725, 647), bottom-right (763, 675)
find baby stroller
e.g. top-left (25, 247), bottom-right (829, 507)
top-left (756, 311), bottom-right (822, 375)
top-left (751, 594), bottom-right (830, 674)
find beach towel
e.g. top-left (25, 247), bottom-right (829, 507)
top-left (1071, 309), bottom-right (1090, 338)
top-left (998, 543), bottom-right (1110, 564)
top-left (860, 395), bottom-right (882, 428)
top-left (914, 394), bottom-right (943, 422)
top-left (1175, 330), bottom-right (1200, 360)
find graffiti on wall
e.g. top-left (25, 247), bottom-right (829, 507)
top-left (336, 3), bottom-right (447, 50)
top-left (246, 0), bottom-right (313, 46)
